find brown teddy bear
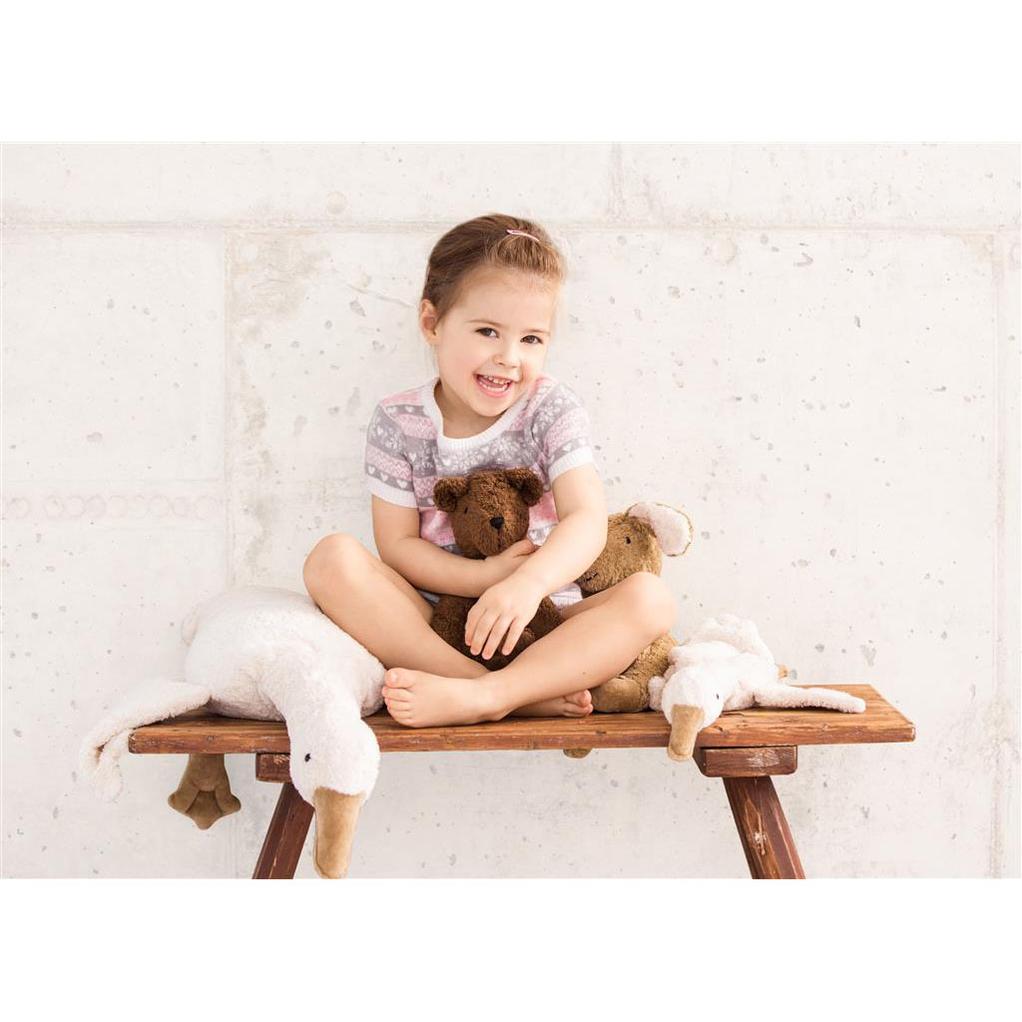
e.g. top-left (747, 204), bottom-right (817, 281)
top-left (430, 467), bottom-right (563, 671)
top-left (576, 502), bottom-right (694, 713)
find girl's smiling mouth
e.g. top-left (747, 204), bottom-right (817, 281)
top-left (475, 373), bottom-right (514, 397)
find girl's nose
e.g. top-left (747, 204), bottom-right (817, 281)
top-left (489, 515), bottom-right (504, 530)
top-left (496, 341), bottom-right (519, 367)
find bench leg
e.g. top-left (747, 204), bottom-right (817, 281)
top-left (722, 776), bottom-right (805, 879)
top-left (253, 782), bottom-right (314, 879)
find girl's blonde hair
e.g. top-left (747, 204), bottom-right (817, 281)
top-left (420, 213), bottom-right (566, 328)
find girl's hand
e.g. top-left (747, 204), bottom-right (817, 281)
top-left (482, 538), bottom-right (537, 588)
top-left (465, 572), bottom-right (546, 661)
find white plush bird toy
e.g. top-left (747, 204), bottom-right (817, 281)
top-left (79, 586), bottom-right (386, 878)
top-left (648, 613), bottom-right (866, 761)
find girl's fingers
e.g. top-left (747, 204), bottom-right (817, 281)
top-left (502, 621), bottom-right (525, 657)
top-left (465, 597), bottom-right (494, 642)
top-left (464, 606), bottom-right (484, 645)
top-left (482, 616), bottom-right (514, 661)
top-left (466, 605), bottom-right (496, 645)
top-left (469, 611), bottom-right (499, 655)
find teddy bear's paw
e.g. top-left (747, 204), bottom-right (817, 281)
top-left (591, 676), bottom-right (647, 713)
top-left (167, 753), bottom-right (241, 830)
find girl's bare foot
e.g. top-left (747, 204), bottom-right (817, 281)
top-left (382, 667), bottom-right (501, 728)
top-left (510, 689), bottom-right (593, 718)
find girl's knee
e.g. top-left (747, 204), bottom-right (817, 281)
top-left (303, 532), bottom-right (369, 596)
top-left (618, 571), bottom-right (676, 638)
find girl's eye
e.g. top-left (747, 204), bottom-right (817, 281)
top-left (476, 327), bottom-right (543, 345)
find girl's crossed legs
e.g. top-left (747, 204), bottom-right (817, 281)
top-left (303, 534), bottom-right (676, 729)
top-left (302, 534), bottom-right (592, 719)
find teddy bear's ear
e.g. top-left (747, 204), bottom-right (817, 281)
top-left (503, 468), bottom-right (544, 507)
top-left (433, 475), bottom-right (470, 511)
top-left (626, 502), bottom-right (694, 556)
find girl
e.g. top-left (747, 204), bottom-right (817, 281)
top-left (303, 213), bottom-right (676, 728)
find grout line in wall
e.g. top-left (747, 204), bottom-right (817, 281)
top-left (988, 231), bottom-right (1022, 879)
top-left (607, 143), bottom-right (625, 220)
top-left (2, 477), bottom-right (227, 487)
top-left (1, 219), bottom-right (1019, 234)
top-left (222, 229), bottom-right (234, 591)
top-left (989, 232), bottom-right (1001, 879)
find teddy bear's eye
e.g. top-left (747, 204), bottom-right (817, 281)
top-left (625, 536), bottom-right (631, 544)
top-left (304, 753), bottom-right (311, 762)
top-left (463, 507), bottom-right (468, 513)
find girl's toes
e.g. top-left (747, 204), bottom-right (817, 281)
top-left (384, 695), bottom-right (410, 714)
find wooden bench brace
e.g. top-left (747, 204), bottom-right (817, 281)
top-left (128, 683), bottom-right (913, 879)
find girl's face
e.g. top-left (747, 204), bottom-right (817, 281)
top-left (420, 267), bottom-right (557, 430)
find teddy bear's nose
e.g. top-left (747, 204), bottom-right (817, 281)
top-left (489, 515), bottom-right (505, 530)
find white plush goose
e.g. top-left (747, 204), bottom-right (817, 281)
top-left (649, 614), bottom-right (866, 761)
top-left (79, 586), bottom-right (385, 878)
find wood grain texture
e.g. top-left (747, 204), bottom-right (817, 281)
top-left (127, 685), bottom-right (913, 754)
top-left (252, 782), bottom-right (313, 879)
top-left (724, 776), bottom-right (806, 879)
top-left (256, 753), bottom-right (293, 783)
top-left (695, 746), bottom-right (797, 777)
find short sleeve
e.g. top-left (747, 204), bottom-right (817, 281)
top-left (531, 381), bottom-right (598, 483)
top-left (364, 402), bottom-right (417, 508)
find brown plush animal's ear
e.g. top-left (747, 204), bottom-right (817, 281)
top-left (503, 468), bottom-right (544, 507)
top-left (433, 475), bottom-right (470, 511)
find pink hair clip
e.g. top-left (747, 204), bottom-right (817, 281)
top-left (506, 228), bottom-right (540, 242)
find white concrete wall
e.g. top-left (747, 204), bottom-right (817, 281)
top-left (3, 143), bottom-right (1018, 878)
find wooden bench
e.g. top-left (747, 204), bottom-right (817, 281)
top-left (128, 683), bottom-right (914, 879)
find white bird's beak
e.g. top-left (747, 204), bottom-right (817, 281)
top-left (312, 788), bottom-right (366, 879)
top-left (668, 704), bottom-right (705, 762)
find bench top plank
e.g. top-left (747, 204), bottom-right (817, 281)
top-left (128, 683), bottom-right (914, 754)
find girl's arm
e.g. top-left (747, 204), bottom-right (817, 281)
top-left (372, 496), bottom-right (511, 598)
top-left (514, 463), bottom-right (608, 596)
top-left (385, 538), bottom-right (493, 598)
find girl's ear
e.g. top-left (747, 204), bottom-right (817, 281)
top-left (419, 298), bottom-right (440, 342)
top-left (433, 475), bottom-right (470, 511)
top-left (504, 468), bottom-right (544, 506)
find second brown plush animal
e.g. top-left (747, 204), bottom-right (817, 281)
top-left (430, 468), bottom-right (563, 671)
top-left (575, 502), bottom-right (694, 712)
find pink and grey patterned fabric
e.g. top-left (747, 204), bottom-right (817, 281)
top-left (364, 374), bottom-right (598, 607)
